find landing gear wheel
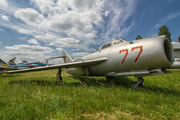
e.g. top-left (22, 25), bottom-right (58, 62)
top-left (130, 82), bottom-right (143, 88)
top-left (130, 77), bottom-right (144, 89)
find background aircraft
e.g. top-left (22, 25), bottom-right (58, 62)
top-left (0, 58), bottom-right (12, 67)
top-left (4, 36), bottom-right (174, 88)
top-left (12, 56), bottom-right (57, 68)
top-left (169, 42), bottom-right (180, 69)
top-left (0, 58), bottom-right (22, 73)
top-left (9, 60), bottom-right (48, 68)
top-left (1, 57), bottom-right (47, 69)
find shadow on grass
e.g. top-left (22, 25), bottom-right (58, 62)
top-left (0, 74), bottom-right (21, 78)
top-left (68, 76), bottom-right (180, 96)
top-left (9, 80), bottom-right (55, 86)
top-left (8, 76), bottom-right (180, 96)
top-left (69, 76), bottom-right (134, 88)
top-left (8, 76), bottom-right (134, 88)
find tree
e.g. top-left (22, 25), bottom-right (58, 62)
top-left (158, 25), bottom-right (171, 42)
top-left (178, 35), bottom-right (180, 42)
top-left (135, 35), bottom-right (143, 40)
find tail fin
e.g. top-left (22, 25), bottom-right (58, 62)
top-left (62, 51), bottom-right (74, 63)
top-left (0, 58), bottom-right (11, 66)
top-left (8, 57), bottom-right (17, 65)
top-left (45, 59), bottom-right (49, 64)
top-left (22, 60), bottom-right (28, 63)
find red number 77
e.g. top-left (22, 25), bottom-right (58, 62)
top-left (119, 46), bottom-right (143, 64)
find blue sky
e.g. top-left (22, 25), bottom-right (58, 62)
top-left (0, 0), bottom-right (180, 63)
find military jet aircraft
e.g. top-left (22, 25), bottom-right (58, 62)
top-left (4, 35), bottom-right (174, 88)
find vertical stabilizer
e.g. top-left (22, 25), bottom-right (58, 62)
top-left (8, 57), bottom-right (17, 65)
top-left (0, 58), bottom-right (11, 66)
top-left (62, 51), bottom-right (74, 63)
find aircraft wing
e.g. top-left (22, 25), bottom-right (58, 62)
top-left (0, 66), bottom-right (11, 69)
top-left (5, 57), bottom-right (107, 74)
top-left (0, 65), bottom-right (23, 74)
top-left (0, 64), bottom-right (17, 69)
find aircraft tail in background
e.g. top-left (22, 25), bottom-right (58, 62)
top-left (0, 58), bottom-right (11, 67)
top-left (62, 51), bottom-right (74, 63)
top-left (8, 57), bottom-right (17, 65)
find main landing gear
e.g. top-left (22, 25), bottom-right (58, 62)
top-left (105, 76), bottom-right (114, 81)
top-left (55, 68), bottom-right (63, 85)
top-left (130, 77), bottom-right (144, 89)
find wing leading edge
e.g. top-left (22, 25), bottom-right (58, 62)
top-left (5, 57), bottom-right (107, 74)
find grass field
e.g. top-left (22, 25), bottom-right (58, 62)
top-left (0, 69), bottom-right (180, 120)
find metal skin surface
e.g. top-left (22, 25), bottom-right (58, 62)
top-left (65, 36), bottom-right (174, 77)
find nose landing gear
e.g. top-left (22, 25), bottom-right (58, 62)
top-left (130, 77), bottom-right (144, 89)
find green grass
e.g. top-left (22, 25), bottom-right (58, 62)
top-left (0, 69), bottom-right (180, 119)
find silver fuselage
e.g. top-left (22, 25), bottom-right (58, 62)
top-left (65, 37), bottom-right (174, 77)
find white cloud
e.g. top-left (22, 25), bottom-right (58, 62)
top-left (0, 28), bottom-right (3, 31)
top-left (47, 10), bottom-right (102, 34)
top-left (5, 44), bottom-right (53, 53)
top-left (152, 11), bottom-right (180, 30)
top-left (56, 47), bottom-right (63, 51)
top-left (1, 0), bottom-right (105, 44)
top-left (164, 11), bottom-right (180, 22)
top-left (1, 15), bottom-right (9, 21)
top-left (72, 48), bottom-right (80, 51)
top-left (0, 41), bottom-right (1, 44)
top-left (28, 39), bottom-right (39, 44)
top-left (1, 44), bottom-right (53, 63)
top-left (0, 0), bottom-right (138, 62)
top-left (49, 38), bottom-right (80, 47)
top-left (66, 0), bottom-right (104, 12)
top-left (15, 8), bottom-right (45, 26)
top-left (30, 0), bottom-right (55, 14)
top-left (0, 0), bottom-right (8, 7)
top-left (98, 0), bottom-right (137, 41)
top-left (35, 33), bottom-right (57, 42)
top-left (105, 11), bottom-right (109, 17)
top-left (18, 29), bottom-right (37, 35)
top-left (66, 28), bottom-right (85, 38)
top-left (71, 52), bottom-right (90, 58)
top-left (85, 33), bottom-right (96, 38)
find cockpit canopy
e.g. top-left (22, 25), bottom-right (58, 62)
top-left (99, 38), bottom-right (127, 50)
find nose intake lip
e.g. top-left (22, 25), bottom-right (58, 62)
top-left (164, 39), bottom-right (174, 64)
